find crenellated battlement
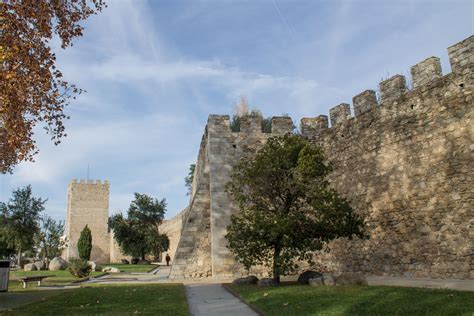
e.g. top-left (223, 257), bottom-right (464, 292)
top-left (300, 35), bottom-right (472, 133)
top-left (70, 179), bottom-right (110, 186)
top-left (207, 114), bottom-right (293, 136)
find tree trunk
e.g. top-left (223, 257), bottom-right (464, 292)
top-left (17, 248), bottom-right (21, 267)
top-left (272, 243), bottom-right (281, 284)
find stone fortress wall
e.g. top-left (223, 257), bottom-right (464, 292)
top-left (302, 36), bottom-right (473, 280)
top-left (164, 36), bottom-right (473, 280)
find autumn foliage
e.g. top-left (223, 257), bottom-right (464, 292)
top-left (0, 0), bottom-right (106, 173)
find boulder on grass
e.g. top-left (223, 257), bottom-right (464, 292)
top-left (137, 259), bottom-right (150, 265)
top-left (34, 260), bottom-right (46, 271)
top-left (257, 278), bottom-right (279, 287)
top-left (102, 266), bottom-right (121, 273)
top-left (335, 272), bottom-right (367, 285)
top-left (232, 275), bottom-right (259, 285)
top-left (323, 273), bottom-right (335, 286)
top-left (131, 258), bottom-right (139, 265)
top-left (24, 263), bottom-right (37, 271)
top-left (121, 259), bottom-right (130, 264)
top-left (49, 257), bottom-right (67, 271)
top-left (87, 261), bottom-right (102, 272)
top-left (297, 270), bottom-right (323, 285)
top-left (308, 277), bottom-right (324, 286)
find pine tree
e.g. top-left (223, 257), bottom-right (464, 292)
top-left (77, 225), bottom-right (92, 261)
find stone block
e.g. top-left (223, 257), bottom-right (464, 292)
top-left (240, 116), bottom-right (262, 133)
top-left (271, 116), bottom-right (293, 135)
top-left (329, 103), bottom-right (351, 126)
top-left (448, 35), bottom-right (473, 75)
top-left (410, 57), bottom-right (442, 88)
top-left (353, 90), bottom-right (378, 116)
top-left (300, 116), bottom-right (328, 135)
top-left (379, 75), bottom-right (407, 102)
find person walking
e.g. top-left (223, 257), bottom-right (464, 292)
top-left (165, 253), bottom-right (171, 266)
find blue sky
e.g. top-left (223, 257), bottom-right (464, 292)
top-left (1, 0), bottom-right (472, 221)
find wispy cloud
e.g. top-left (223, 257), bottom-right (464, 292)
top-left (1, 0), bottom-right (471, 222)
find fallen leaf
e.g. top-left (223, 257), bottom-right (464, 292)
top-left (263, 293), bottom-right (269, 297)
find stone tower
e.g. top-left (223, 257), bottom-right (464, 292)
top-left (64, 179), bottom-right (110, 263)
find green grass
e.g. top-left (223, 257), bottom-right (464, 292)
top-left (107, 264), bottom-right (156, 273)
top-left (229, 284), bottom-right (474, 316)
top-left (8, 270), bottom-right (103, 292)
top-left (4, 284), bottom-right (188, 315)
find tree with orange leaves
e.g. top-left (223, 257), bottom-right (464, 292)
top-left (0, 0), bottom-right (106, 173)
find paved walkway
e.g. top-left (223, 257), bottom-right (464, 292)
top-left (185, 284), bottom-right (258, 316)
top-left (367, 276), bottom-right (474, 291)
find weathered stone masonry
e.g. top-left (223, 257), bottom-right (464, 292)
top-left (302, 36), bottom-right (473, 280)
top-left (63, 179), bottom-right (131, 264)
top-left (64, 179), bottom-right (111, 263)
top-left (167, 36), bottom-right (473, 280)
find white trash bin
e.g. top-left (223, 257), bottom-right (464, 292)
top-left (0, 260), bottom-right (10, 292)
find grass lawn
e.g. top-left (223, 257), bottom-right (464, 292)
top-left (107, 263), bottom-right (156, 273)
top-left (4, 284), bottom-right (188, 316)
top-left (229, 284), bottom-right (474, 316)
top-left (8, 270), bottom-right (103, 292)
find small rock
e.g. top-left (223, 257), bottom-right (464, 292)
top-left (335, 272), bottom-right (367, 285)
top-left (137, 259), bottom-right (150, 265)
top-left (34, 260), bottom-right (46, 271)
top-left (88, 261), bottom-right (97, 271)
top-left (232, 275), bottom-right (259, 285)
top-left (24, 263), bottom-right (37, 271)
top-left (297, 270), bottom-right (323, 285)
top-left (102, 266), bottom-right (121, 273)
top-left (322, 273), bottom-right (335, 286)
top-left (308, 277), bottom-right (323, 286)
top-left (257, 278), bottom-right (279, 287)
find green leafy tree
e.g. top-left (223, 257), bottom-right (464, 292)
top-left (0, 185), bottom-right (46, 265)
top-left (109, 193), bottom-right (169, 260)
top-left (77, 225), bottom-right (92, 261)
top-left (36, 216), bottom-right (66, 260)
top-left (225, 134), bottom-right (365, 283)
top-left (185, 164), bottom-right (196, 196)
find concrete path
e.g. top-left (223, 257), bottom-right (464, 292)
top-left (367, 276), bottom-right (474, 291)
top-left (185, 284), bottom-right (258, 316)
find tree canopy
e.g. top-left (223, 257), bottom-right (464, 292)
top-left (0, 0), bottom-right (106, 173)
top-left (109, 193), bottom-right (169, 260)
top-left (185, 164), bottom-right (196, 196)
top-left (0, 185), bottom-right (46, 265)
top-left (35, 215), bottom-right (66, 260)
top-left (225, 134), bottom-right (365, 283)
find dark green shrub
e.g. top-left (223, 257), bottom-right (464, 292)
top-left (77, 225), bottom-right (92, 260)
top-left (68, 258), bottom-right (91, 278)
